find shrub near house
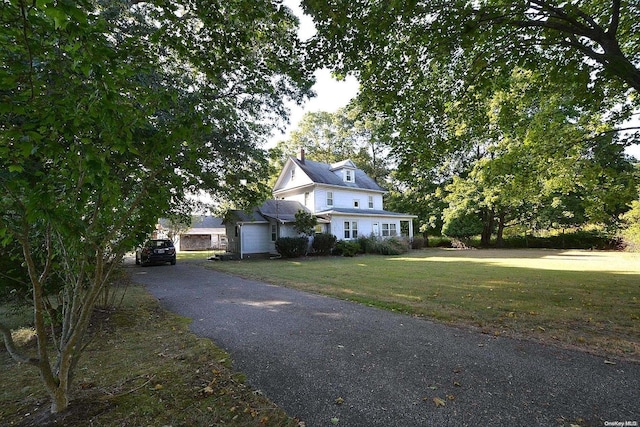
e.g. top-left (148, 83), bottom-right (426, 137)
top-left (275, 237), bottom-right (308, 258)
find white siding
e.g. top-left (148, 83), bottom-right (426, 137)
top-left (330, 215), bottom-right (405, 240)
top-left (279, 163), bottom-right (313, 190)
top-left (282, 191), bottom-right (315, 211)
top-left (319, 188), bottom-right (384, 211)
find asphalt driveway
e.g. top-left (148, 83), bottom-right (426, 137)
top-left (131, 261), bottom-right (639, 427)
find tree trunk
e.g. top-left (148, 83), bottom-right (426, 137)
top-left (48, 385), bottom-right (70, 414)
top-left (480, 208), bottom-right (494, 247)
top-left (496, 211), bottom-right (506, 248)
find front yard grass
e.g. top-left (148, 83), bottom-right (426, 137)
top-left (206, 248), bottom-right (640, 361)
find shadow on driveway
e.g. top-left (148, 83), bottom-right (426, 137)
top-left (132, 262), bottom-right (639, 427)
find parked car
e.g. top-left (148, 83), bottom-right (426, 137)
top-left (136, 239), bottom-right (176, 266)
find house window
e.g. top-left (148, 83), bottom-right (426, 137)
top-left (382, 223), bottom-right (397, 237)
top-left (271, 224), bottom-right (277, 242)
top-left (291, 168), bottom-right (295, 180)
top-left (327, 191), bottom-right (333, 206)
top-left (353, 199), bottom-right (360, 209)
top-left (344, 221), bottom-right (358, 239)
top-left (345, 169), bottom-right (353, 182)
top-left (304, 192), bottom-right (309, 206)
top-left (368, 196), bottom-right (374, 209)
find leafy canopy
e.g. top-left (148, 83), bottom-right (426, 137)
top-left (0, 0), bottom-right (313, 414)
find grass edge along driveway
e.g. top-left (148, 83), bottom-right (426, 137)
top-left (203, 248), bottom-right (640, 362)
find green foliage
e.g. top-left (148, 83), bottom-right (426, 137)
top-left (0, 0), bottom-right (313, 413)
top-left (293, 210), bottom-right (318, 236)
top-left (311, 233), bottom-right (337, 255)
top-left (357, 235), bottom-right (408, 255)
top-left (502, 231), bottom-right (623, 250)
top-left (373, 237), bottom-right (407, 255)
top-left (303, 0), bottom-right (640, 243)
top-left (332, 240), bottom-right (360, 257)
top-left (620, 200), bottom-right (640, 251)
top-left (275, 237), bottom-right (309, 258)
top-left (427, 236), bottom-right (453, 248)
top-left (442, 210), bottom-right (484, 240)
top-left (0, 242), bottom-right (29, 303)
top-left (411, 236), bottom-right (425, 250)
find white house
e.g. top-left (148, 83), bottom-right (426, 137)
top-left (274, 150), bottom-right (416, 240)
top-left (225, 150), bottom-right (416, 258)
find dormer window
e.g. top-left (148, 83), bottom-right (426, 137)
top-left (344, 169), bottom-right (353, 182)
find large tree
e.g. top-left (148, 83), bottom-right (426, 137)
top-left (0, 0), bottom-right (313, 414)
top-left (441, 67), bottom-right (638, 245)
top-left (302, 0), bottom-right (639, 161)
top-left (302, 0), bottom-right (639, 239)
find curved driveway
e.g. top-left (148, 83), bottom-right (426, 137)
top-left (132, 261), bottom-right (639, 427)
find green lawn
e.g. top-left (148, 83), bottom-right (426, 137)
top-left (204, 248), bottom-right (640, 361)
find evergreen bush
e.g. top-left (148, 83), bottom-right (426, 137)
top-left (411, 236), bottom-right (425, 249)
top-left (333, 240), bottom-right (360, 257)
top-left (312, 233), bottom-right (337, 255)
top-left (275, 237), bottom-right (308, 258)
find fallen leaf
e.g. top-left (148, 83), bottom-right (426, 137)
top-left (453, 381), bottom-right (461, 387)
top-left (604, 360), bottom-right (616, 365)
top-left (446, 394), bottom-right (455, 401)
top-left (330, 417), bottom-right (339, 424)
top-left (335, 397), bottom-right (344, 405)
top-left (154, 384), bottom-right (163, 390)
top-left (433, 397), bottom-right (446, 407)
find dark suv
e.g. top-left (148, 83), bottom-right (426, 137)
top-left (136, 239), bottom-right (177, 266)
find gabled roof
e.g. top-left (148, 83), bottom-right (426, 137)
top-left (226, 207), bottom-right (268, 223)
top-left (279, 157), bottom-right (386, 192)
top-left (225, 200), bottom-right (309, 224)
top-left (191, 216), bottom-right (224, 229)
top-left (259, 200), bottom-right (310, 223)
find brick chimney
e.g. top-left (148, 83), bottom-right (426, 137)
top-left (298, 147), bottom-right (305, 164)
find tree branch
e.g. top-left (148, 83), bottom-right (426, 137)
top-left (0, 321), bottom-right (39, 365)
top-left (608, 0), bottom-right (621, 36)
